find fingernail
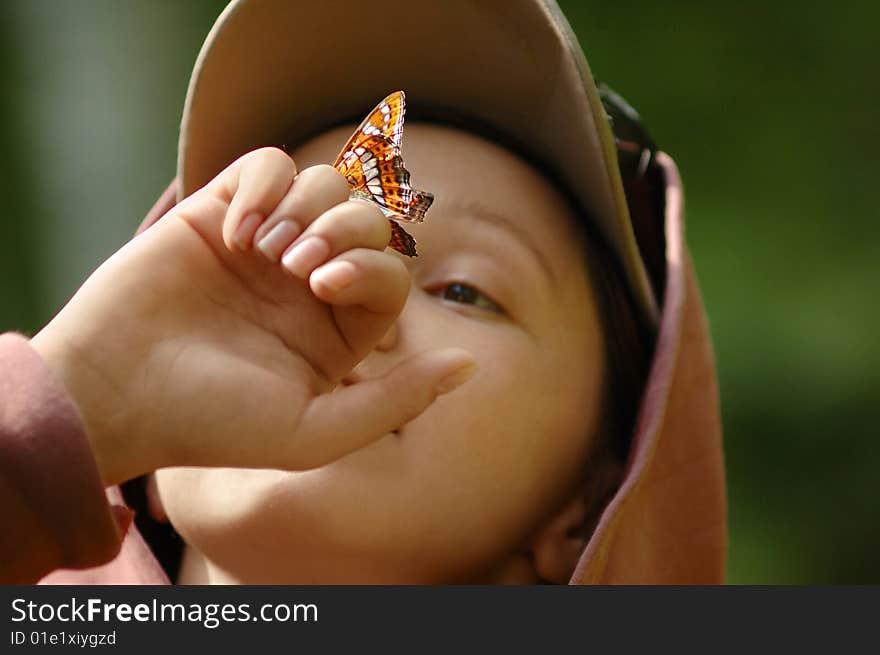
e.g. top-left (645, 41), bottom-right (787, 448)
top-left (311, 261), bottom-right (357, 293)
top-left (281, 236), bottom-right (331, 277)
top-left (435, 361), bottom-right (476, 395)
top-left (234, 212), bottom-right (262, 250)
top-left (256, 220), bottom-right (301, 262)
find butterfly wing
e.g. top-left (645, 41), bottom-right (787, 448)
top-left (334, 91), bottom-right (406, 164)
top-left (334, 109), bottom-right (434, 257)
top-left (338, 135), bottom-right (433, 220)
top-left (388, 220), bottom-right (418, 258)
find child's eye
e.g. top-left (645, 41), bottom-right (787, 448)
top-left (440, 282), bottom-right (505, 315)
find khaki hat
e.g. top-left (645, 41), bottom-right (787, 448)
top-left (178, 0), bottom-right (660, 326)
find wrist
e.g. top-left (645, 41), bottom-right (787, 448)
top-left (30, 325), bottom-right (138, 487)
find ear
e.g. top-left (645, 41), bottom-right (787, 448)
top-left (527, 492), bottom-right (590, 584)
top-left (145, 473), bottom-right (170, 523)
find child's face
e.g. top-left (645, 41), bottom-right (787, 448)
top-left (155, 124), bottom-right (606, 583)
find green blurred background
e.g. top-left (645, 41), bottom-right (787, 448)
top-left (1, 1), bottom-right (877, 583)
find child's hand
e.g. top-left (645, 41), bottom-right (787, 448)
top-left (31, 147), bottom-right (475, 487)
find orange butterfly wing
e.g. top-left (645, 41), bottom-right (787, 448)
top-left (333, 91), bottom-right (432, 257)
top-left (336, 90), bottom-right (406, 155)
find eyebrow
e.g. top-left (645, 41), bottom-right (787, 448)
top-left (438, 199), bottom-right (559, 286)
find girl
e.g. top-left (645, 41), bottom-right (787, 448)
top-left (2, 0), bottom-right (726, 584)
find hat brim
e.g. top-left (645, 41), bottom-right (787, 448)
top-left (178, 0), bottom-right (658, 325)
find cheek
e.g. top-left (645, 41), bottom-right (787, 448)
top-left (400, 302), bottom-right (602, 554)
top-left (152, 467), bottom-right (200, 530)
top-left (422, 357), bottom-right (597, 501)
top-left (152, 467), bottom-right (211, 555)
top-left (152, 467), bottom-right (294, 561)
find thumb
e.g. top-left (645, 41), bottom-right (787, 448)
top-left (286, 348), bottom-right (476, 470)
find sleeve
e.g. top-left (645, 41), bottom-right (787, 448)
top-left (0, 332), bottom-right (132, 584)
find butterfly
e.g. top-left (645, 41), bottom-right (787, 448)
top-left (333, 91), bottom-right (433, 257)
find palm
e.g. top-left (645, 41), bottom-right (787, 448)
top-left (66, 195), bottom-right (391, 472)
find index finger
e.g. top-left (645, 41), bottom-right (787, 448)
top-left (209, 147), bottom-right (299, 251)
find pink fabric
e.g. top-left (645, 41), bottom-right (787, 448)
top-left (0, 333), bottom-right (130, 583)
top-left (40, 487), bottom-right (169, 585)
top-left (570, 154), bottom-right (727, 583)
